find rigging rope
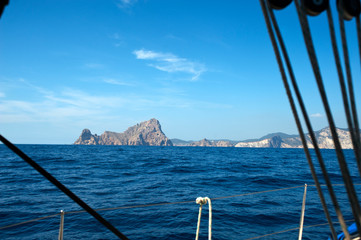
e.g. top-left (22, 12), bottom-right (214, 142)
top-left (244, 219), bottom-right (357, 240)
top-left (338, 5), bottom-right (361, 175)
top-left (259, 0), bottom-right (361, 238)
top-left (294, 0), bottom-right (361, 237)
top-left (0, 213), bottom-right (61, 231)
top-left (259, 0), bottom-right (339, 238)
top-left (357, 15), bottom-right (361, 75)
top-left (2, 183), bottom-right (361, 239)
top-left (0, 185), bottom-right (308, 231)
top-left (325, 6), bottom-right (361, 237)
top-left (195, 197), bottom-right (212, 240)
top-left (328, 5), bottom-right (361, 179)
top-left (3, 184), bottom-right (360, 231)
top-left (0, 135), bottom-right (129, 240)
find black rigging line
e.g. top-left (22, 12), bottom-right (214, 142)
top-left (266, 1), bottom-right (348, 238)
top-left (0, 135), bottom-right (129, 240)
top-left (328, 4), bottom-right (361, 183)
top-left (260, 0), bottom-right (342, 237)
top-left (326, 4), bottom-right (361, 237)
top-left (0, 0), bottom-right (9, 19)
top-left (357, 15), bottom-right (361, 76)
top-left (294, 0), bottom-right (361, 236)
top-left (337, 7), bottom-right (361, 176)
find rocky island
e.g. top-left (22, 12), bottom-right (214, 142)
top-left (74, 118), bottom-right (173, 146)
top-left (171, 127), bottom-right (357, 149)
top-left (74, 119), bottom-right (357, 149)
top-left (233, 127), bottom-right (355, 149)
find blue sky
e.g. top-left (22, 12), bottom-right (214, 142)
top-left (0, 0), bottom-right (360, 144)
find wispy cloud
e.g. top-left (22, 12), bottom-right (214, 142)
top-left (83, 63), bottom-right (105, 69)
top-left (116, 0), bottom-right (137, 9)
top-left (165, 34), bottom-right (184, 41)
top-left (133, 49), bottom-right (206, 81)
top-left (103, 78), bottom-right (135, 86)
top-left (110, 33), bottom-right (125, 47)
top-left (0, 88), bottom-right (227, 124)
top-left (19, 78), bottom-right (53, 96)
top-left (0, 79), bottom-right (229, 125)
top-left (310, 113), bottom-right (323, 118)
top-left (0, 89), bottom-right (126, 123)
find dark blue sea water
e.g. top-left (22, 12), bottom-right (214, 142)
top-left (0, 145), bottom-right (361, 240)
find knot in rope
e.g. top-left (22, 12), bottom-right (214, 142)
top-left (196, 197), bottom-right (208, 205)
top-left (195, 197), bottom-right (212, 240)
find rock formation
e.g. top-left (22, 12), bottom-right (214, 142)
top-left (170, 127), bottom-right (357, 149)
top-left (75, 122), bottom-right (356, 149)
top-left (235, 127), bottom-right (356, 149)
top-left (235, 136), bottom-right (288, 148)
top-left (189, 138), bottom-right (235, 147)
top-left (74, 118), bottom-right (173, 146)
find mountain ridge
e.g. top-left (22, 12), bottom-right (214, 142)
top-left (74, 118), bottom-right (173, 146)
top-left (171, 127), bottom-right (357, 149)
top-left (74, 119), bottom-right (357, 149)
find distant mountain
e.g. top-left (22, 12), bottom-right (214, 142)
top-left (74, 122), bottom-right (356, 149)
top-left (74, 118), bottom-right (173, 146)
top-left (235, 127), bottom-right (355, 149)
top-left (189, 138), bottom-right (235, 147)
top-left (171, 138), bottom-right (236, 147)
top-left (171, 127), bottom-right (356, 149)
top-left (170, 138), bottom-right (194, 146)
top-left (240, 132), bottom-right (297, 143)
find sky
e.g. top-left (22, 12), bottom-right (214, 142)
top-left (0, 0), bottom-right (360, 144)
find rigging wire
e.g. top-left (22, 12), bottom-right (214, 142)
top-left (293, 0), bottom-right (361, 236)
top-left (328, 4), bottom-right (361, 180)
top-left (2, 184), bottom-right (360, 237)
top-left (0, 213), bottom-right (61, 231)
top-left (337, 4), bottom-right (361, 177)
top-left (267, 2), bottom-right (349, 239)
top-left (0, 135), bottom-right (129, 240)
top-left (357, 15), bottom-right (361, 74)
top-left (0, 185), bottom-right (307, 231)
top-left (259, 0), bottom-right (341, 238)
top-left (245, 219), bottom-right (357, 240)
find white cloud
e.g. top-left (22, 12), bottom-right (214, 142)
top-left (83, 63), bottom-right (105, 69)
top-left (0, 90), bottom-right (125, 124)
top-left (133, 49), bottom-right (206, 81)
top-left (0, 92), bottom-right (5, 97)
top-left (47, 89), bottom-right (126, 109)
top-left (116, 0), bottom-right (137, 8)
top-left (104, 79), bottom-right (135, 86)
top-left (0, 79), bottom-right (229, 126)
top-left (134, 49), bottom-right (162, 60)
top-left (0, 79), bottom-right (132, 124)
top-left (310, 113), bottom-right (323, 118)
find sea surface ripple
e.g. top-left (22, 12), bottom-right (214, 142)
top-left (0, 145), bottom-right (360, 239)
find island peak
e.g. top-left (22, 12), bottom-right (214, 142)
top-left (74, 119), bottom-right (173, 146)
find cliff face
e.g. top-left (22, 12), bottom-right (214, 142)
top-left (75, 124), bottom-right (356, 149)
top-left (74, 118), bottom-right (173, 146)
top-left (235, 127), bottom-right (356, 149)
top-left (172, 127), bottom-right (356, 149)
top-left (312, 127), bottom-right (353, 149)
top-left (235, 136), bottom-right (288, 148)
top-left (74, 129), bottom-right (99, 145)
top-left (189, 138), bottom-right (235, 147)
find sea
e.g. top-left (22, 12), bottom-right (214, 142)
top-left (1, 145), bottom-right (361, 240)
